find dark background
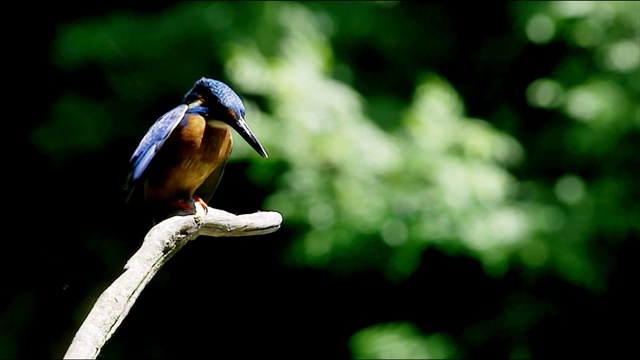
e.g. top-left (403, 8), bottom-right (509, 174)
top-left (2, 2), bottom-right (638, 359)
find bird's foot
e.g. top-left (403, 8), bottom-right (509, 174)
top-left (156, 198), bottom-right (208, 220)
top-left (193, 197), bottom-right (209, 216)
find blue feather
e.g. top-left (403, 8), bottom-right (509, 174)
top-left (124, 104), bottom-right (188, 197)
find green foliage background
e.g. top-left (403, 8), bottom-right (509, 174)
top-left (2, 1), bottom-right (638, 359)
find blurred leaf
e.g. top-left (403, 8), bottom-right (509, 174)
top-left (349, 322), bottom-right (459, 359)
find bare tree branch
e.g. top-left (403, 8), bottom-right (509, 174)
top-left (63, 207), bottom-right (283, 359)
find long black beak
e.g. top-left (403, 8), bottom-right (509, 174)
top-left (232, 117), bottom-right (269, 158)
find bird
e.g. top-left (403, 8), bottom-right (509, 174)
top-left (124, 77), bottom-right (268, 222)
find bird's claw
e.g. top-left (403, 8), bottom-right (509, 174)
top-left (193, 197), bottom-right (209, 216)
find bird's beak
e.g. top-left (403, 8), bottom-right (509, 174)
top-left (232, 117), bottom-right (269, 158)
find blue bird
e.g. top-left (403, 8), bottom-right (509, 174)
top-left (124, 77), bottom-right (268, 222)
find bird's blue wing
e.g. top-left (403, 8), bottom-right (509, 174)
top-left (124, 104), bottom-right (188, 199)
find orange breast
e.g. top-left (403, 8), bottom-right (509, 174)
top-left (145, 115), bottom-right (233, 202)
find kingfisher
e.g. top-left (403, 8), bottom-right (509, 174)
top-left (124, 77), bottom-right (268, 222)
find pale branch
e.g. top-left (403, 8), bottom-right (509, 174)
top-left (63, 207), bottom-right (283, 359)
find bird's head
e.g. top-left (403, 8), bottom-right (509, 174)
top-left (184, 77), bottom-right (268, 158)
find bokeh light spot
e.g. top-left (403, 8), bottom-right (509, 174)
top-left (308, 202), bottom-right (336, 230)
top-left (605, 40), bottom-right (640, 72)
top-left (381, 219), bottom-right (408, 246)
top-left (526, 15), bottom-right (555, 44)
top-left (350, 322), bottom-right (457, 359)
top-left (526, 78), bottom-right (564, 109)
top-left (564, 87), bottom-right (601, 121)
top-left (552, 1), bottom-right (595, 17)
top-left (554, 175), bottom-right (586, 205)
